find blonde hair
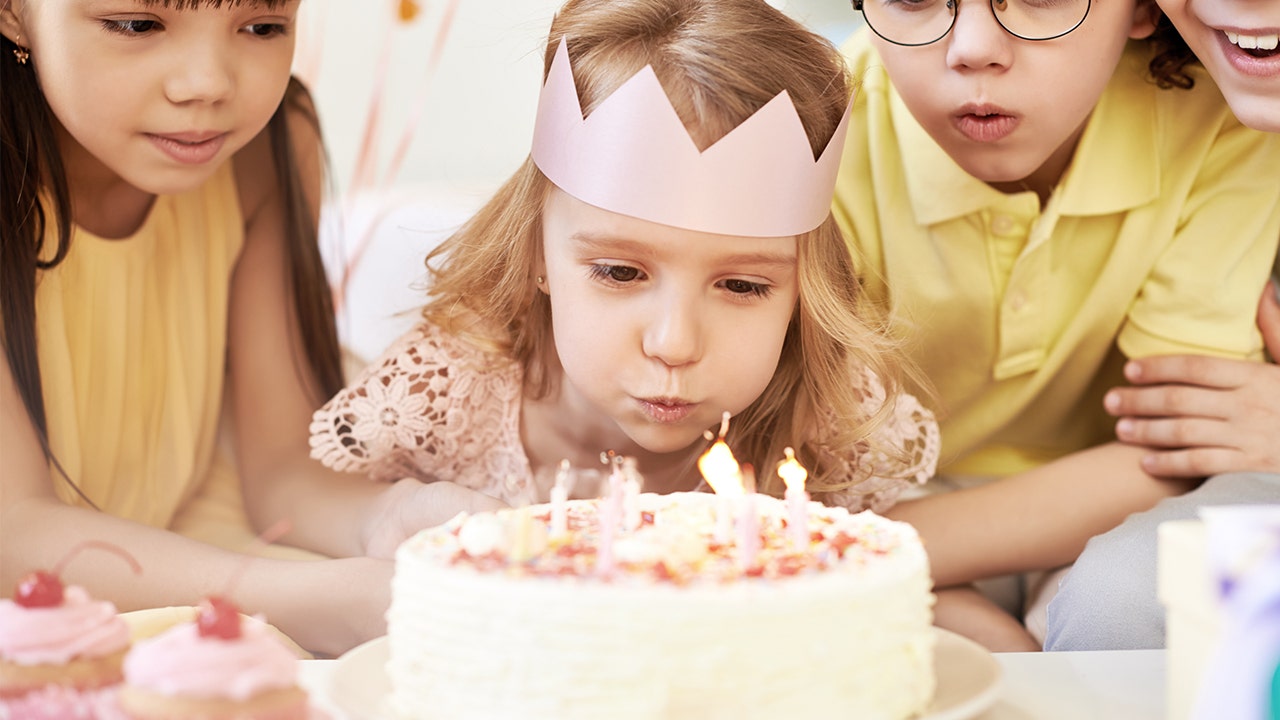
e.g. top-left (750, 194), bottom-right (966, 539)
top-left (423, 0), bottom-right (919, 497)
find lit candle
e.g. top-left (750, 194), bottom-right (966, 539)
top-left (736, 465), bottom-right (760, 570)
top-left (622, 456), bottom-right (643, 531)
top-left (777, 447), bottom-right (809, 551)
top-left (550, 459), bottom-right (571, 539)
top-left (697, 412), bottom-right (744, 545)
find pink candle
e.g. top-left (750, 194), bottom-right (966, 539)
top-left (595, 464), bottom-right (625, 576)
top-left (736, 466), bottom-right (761, 570)
top-left (777, 447), bottom-right (809, 551)
top-left (550, 459), bottom-right (571, 539)
top-left (622, 456), bottom-right (643, 531)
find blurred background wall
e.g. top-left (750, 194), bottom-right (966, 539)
top-left (300, 0), bottom-right (859, 197)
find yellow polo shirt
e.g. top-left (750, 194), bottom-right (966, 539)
top-left (834, 32), bottom-right (1280, 478)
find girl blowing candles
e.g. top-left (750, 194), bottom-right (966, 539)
top-left (311, 0), bottom-right (939, 532)
top-left (0, 0), bottom-right (483, 655)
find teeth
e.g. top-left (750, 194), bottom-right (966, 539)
top-left (1225, 31), bottom-right (1280, 51)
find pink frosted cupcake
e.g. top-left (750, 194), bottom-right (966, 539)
top-left (0, 571), bottom-right (132, 716)
top-left (118, 597), bottom-right (309, 720)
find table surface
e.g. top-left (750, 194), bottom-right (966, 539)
top-left (299, 648), bottom-right (1168, 720)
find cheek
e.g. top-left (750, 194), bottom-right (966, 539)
top-left (230, 69), bottom-right (291, 138)
top-left (719, 309), bottom-right (793, 395)
top-left (548, 292), bottom-right (612, 372)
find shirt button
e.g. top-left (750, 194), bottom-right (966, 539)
top-left (1009, 291), bottom-right (1027, 312)
top-left (991, 215), bottom-right (1015, 234)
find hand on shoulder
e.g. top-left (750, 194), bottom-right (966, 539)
top-left (1107, 281), bottom-right (1280, 477)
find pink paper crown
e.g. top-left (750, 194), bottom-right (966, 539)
top-left (531, 38), bottom-right (851, 238)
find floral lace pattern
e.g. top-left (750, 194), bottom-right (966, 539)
top-left (311, 323), bottom-right (939, 511)
top-left (817, 366), bottom-right (940, 514)
top-left (310, 324), bottom-right (536, 506)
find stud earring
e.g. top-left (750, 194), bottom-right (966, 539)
top-left (536, 275), bottom-right (545, 285)
top-left (12, 35), bottom-right (29, 64)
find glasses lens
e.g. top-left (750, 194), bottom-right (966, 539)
top-left (992, 0), bottom-right (1090, 40)
top-left (860, 0), bottom-right (956, 46)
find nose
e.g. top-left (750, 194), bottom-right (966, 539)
top-left (946, 0), bottom-right (1015, 71)
top-left (164, 42), bottom-right (234, 104)
top-left (641, 288), bottom-right (704, 368)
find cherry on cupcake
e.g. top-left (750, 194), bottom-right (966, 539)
top-left (13, 540), bottom-right (142, 609)
top-left (194, 518), bottom-right (293, 640)
top-left (196, 596), bottom-right (243, 640)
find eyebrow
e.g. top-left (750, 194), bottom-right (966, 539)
top-left (569, 231), bottom-right (796, 270)
top-left (132, 0), bottom-right (292, 9)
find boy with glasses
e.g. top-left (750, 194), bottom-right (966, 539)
top-left (833, 0), bottom-right (1280, 649)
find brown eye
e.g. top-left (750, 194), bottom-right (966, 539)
top-left (722, 279), bottom-right (771, 297)
top-left (607, 266), bottom-right (640, 282)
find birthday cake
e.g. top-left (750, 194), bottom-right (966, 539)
top-left (385, 490), bottom-right (936, 720)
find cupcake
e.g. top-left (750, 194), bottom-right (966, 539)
top-left (117, 597), bottom-right (309, 720)
top-left (0, 570), bottom-right (132, 716)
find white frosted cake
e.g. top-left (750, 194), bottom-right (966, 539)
top-left (386, 491), bottom-right (936, 720)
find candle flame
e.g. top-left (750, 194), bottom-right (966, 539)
top-left (398, 0), bottom-right (421, 23)
top-left (698, 438), bottom-right (743, 497)
top-left (777, 447), bottom-right (808, 493)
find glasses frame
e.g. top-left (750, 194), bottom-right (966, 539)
top-left (851, 0), bottom-right (1092, 47)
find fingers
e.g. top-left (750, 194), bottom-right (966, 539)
top-left (1115, 416), bottom-right (1237, 450)
top-left (1104, 383), bottom-right (1232, 420)
top-left (1259, 280), bottom-right (1280, 359)
top-left (466, 490), bottom-right (509, 513)
top-left (1122, 354), bottom-right (1252, 390)
top-left (1135, 446), bottom-right (1245, 480)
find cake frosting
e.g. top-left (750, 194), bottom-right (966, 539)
top-left (122, 617), bottom-right (298, 702)
top-left (386, 491), bottom-right (936, 720)
top-left (116, 611), bottom-right (311, 720)
top-left (0, 586), bottom-right (129, 666)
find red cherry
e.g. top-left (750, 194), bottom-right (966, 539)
top-left (14, 571), bottom-right (65, 608)
top-left (196, 596), bottom-right (242, 640)
top-left (11, 541), bottom-right (143, 609)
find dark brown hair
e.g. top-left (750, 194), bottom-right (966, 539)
top-left (1148, 14), bottom-right (1199, 89)
top-left (0, 32), bottom-right (342, 505)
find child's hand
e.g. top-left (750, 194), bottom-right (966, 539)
top-left (1107, 281), bottom-right (1280, 478)
top-left (361, 479), bottom-right (509, 559)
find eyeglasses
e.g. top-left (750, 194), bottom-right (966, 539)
top-left (851, 0), bottom-right (1092, 47)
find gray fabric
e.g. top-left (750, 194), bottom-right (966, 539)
top-left (1044, 472), bottom-right (1280, 651)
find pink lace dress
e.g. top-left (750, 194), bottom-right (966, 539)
top-left (310, 323), bottom-right (939, 512)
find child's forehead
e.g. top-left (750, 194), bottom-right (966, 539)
top-left (545, 191), bottom-right (798, 262)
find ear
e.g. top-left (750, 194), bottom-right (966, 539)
top-left (1129, 0), bottom-right (1161, 40)
top-left (0, 2), bottom-right (27, 47)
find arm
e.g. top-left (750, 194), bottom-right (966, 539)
top-left (886, 441), bottom-right (1196, 588)
top-left (1108, 280), bottom-right (1280, 477)
top-left (0, 356), bottom-right (389, 656)
top-left (228, 94), bottom-right (502, 561)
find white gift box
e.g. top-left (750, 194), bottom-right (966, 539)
top-left (1157, 519), bottom-right (1220, 720)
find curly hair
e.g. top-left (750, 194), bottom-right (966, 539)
top-left (1148, 14), bottom-right (1199, 89)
